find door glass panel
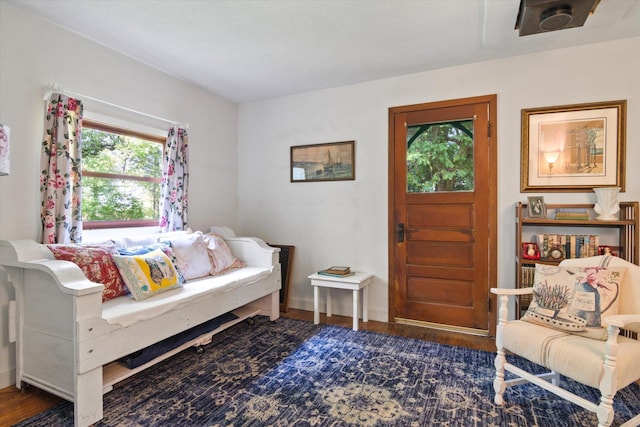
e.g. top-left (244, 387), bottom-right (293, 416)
top-left (406, 120), bottom-right (474, 193)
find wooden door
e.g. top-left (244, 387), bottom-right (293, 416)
top-left (388, 95), bottom-right (497, 335)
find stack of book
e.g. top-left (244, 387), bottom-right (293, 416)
top-left (318, 266), bottom-right (354, 277)
top-left (555, 209), bottom-right (590, 220)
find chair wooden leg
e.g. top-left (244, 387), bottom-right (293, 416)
top-left (596, 396), bottom-right (614, 427)
top-left (597, 325), bottom-right (620, 427)
top-left (493, 348), bottom-right (506, 405)
top-left (493, 294), bottom-right (509, 406)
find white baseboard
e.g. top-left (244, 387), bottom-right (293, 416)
top-left (0, 367), bottom-right (15, 389)
top-left (287, 297), bottom-right (387, 323)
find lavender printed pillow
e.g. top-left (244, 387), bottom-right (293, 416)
top-left (522, 264), bottom-right (625, 340)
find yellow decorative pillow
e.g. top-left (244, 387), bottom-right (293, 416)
top-left (113, 249), bottom-right (183, 301)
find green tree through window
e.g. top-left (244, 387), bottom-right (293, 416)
top-left (406, 120), bottom-right (474, 192)
top-left (82, 120), bottom-right (163, 228)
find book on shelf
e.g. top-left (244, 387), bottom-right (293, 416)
top-left (323, 266), bottom-right (351, 275)
top-left (535, 233), bottom-right (600, 259)
top-left (555, 211), bottom-right (590, 220)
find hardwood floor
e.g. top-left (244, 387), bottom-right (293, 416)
top-left (0, 308), bottom-right (495, 426)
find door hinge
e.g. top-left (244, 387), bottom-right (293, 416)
top-left (487, 121), bottom-right (492, 138)
top-left (487, 297), bottom-right (492, 312)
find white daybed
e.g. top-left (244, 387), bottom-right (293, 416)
top-left (0, 231), bottom-right (281, 427)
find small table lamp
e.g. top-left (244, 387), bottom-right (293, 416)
top-left (0, 124), bottom-right (9, 176)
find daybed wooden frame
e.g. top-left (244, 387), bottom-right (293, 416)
top-left (0, 235), bottom-right (281, 427)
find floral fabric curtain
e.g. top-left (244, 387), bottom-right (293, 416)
top-left (40, 94), bottom-right (83, 244)
top-left (159, 125), bottom-right (189, 232)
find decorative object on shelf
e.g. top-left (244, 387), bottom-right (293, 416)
top-left (290, 140), bottom-right (355, 182)
top-left (0, 123), bottom-right (9, 176)
top-left (527, 196), bottom-right (546, 218)
top-left (520, 100), bottom-right (626, 192)
top-left (593, 186), bottom-right (621, 220)
top-left (598, 245), bottom-right (621, 257)
top-left (522, 242), bottom-right (540, 260)
top-left (546, 246), bottom-right (565, 261)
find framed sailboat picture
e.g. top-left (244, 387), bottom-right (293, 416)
top-left (290, 141), bottom-right (355, 182)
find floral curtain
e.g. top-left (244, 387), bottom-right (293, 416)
top-left (159, 125), bottom-right (189, 232)
top-left (40, 94), bottom-right (83, 244)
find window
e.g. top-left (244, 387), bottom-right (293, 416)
top-left (406, 120), bottom-right (474, 192)
top-left (81, 119), bottom-right (164, 229)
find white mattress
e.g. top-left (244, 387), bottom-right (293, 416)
top-left (102, 266), bottom-right (273, 327)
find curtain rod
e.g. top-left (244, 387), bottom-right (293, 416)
top-left (42, 84), bottom-right (189, 129)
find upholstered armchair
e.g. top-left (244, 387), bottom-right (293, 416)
top-left (491, 255), bottom-right (640, 427)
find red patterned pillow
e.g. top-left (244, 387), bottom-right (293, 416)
top-left (48, 242), bottom-right (128, 302)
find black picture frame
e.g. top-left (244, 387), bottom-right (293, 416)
top-left (268, 244), bottom-right (295, 312)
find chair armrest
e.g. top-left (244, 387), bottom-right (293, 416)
top-left (491, 287), bottom-right (533, 324)
top-left (490, 287), bottom-right (533, 296)
top-left (605, 314), bottom-right (640, 330)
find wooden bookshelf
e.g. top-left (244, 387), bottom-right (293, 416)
top-left (515, 201), bottom-right (639, 317)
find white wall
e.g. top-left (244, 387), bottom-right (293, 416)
top-left (237, 37), bottom-right (640, 322)
top-left (1, 0), bottom-right (639, 391)
top-left (0, 3), bottom-right (238, 387)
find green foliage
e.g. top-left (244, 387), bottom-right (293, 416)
top-left (82, 130), bottom-right (161, 176)
top-left (81, 129), bottom-right (162, 221)
top-left (406, 121), bottom-right (474, 192)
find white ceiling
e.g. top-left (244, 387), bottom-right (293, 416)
top-left (10, 0), bottom-right (640, 103)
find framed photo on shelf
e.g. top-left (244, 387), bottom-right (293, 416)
top-left (290, 140), bottom-right (355, 182)
top-left (520, 100), bottom-right (626, 192)
top-left (527, 196), bottom-right (546, 218)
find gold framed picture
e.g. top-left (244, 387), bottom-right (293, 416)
top-left (520, 100), bottom-right (626, 192)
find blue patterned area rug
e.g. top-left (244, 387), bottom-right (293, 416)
top-left (15, 316), bottom-right (640, 426)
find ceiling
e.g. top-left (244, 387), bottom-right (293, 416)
top-left (9, 0), bottom-right (640, 103)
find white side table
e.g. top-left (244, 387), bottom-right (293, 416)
top-left (308, 271), bottom-right (373, 331)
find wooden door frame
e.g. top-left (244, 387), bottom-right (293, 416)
top-left (388, 94), bottom-right (498, 336)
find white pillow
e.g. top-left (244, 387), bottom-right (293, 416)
top-left (162, 232), bottom-right (214, 280)
top-left (203, 233), bottom-right (245, 275)
top-left (122, 229), bottom-right (193, 248)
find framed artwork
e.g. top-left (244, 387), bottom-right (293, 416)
top-left (527, 196), bottom-right (546, 218)
top-left (520, 100), bottom-right (626, 192)
top-left (291, 141), bottom-right (355, 182)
